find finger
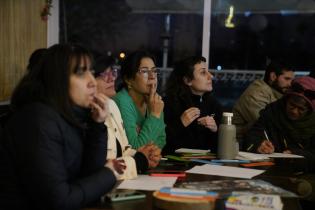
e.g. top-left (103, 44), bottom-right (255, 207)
top-left (155, 93), bottom-right (162, 100)
top-left (152, 150), bottom-right (160, 157)
top-left (190, 109), bottom-right (200, 118)
top-left (90, 101), bottom-right (102, 113)
top-left (261, 147), bottom-right (270, 154)
top-left (149, 84), bottom-right (155, 100)
top-left (265, 141), bottom-right (274, 148)
top-left (117, 159), bottom-right (125, 164)
top-left (264, 142), bottom-right (274, 151)
top-left (154, 93), bottom-right (160, 102)
top-left (113, 162), bottom-right (125, 174)
top-left (197, 116), bottom-right (208, 123)
top-left (150, 144), bottom-right (159, 151)
top-left (283, 150), bottom-right (291, 154)
top-left (185, 107), bottom-right (199, 114)
top-left (151, 83), bottom-right (157, 92)
top-left (197, 119), bottom-right (204, 125)
top-left (149, 141), bottom-right (155, 145)
top-left (264, 144), bottom-right (274, 154)
top-left (191, 114), bottom-right (200, 122)
top-left (208, 119), bottom-right (216, 126)
top-left (188, 108), bottom-right (200, 114)
top-left (93, 94), bottom-right (107, 110)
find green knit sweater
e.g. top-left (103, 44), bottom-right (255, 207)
top-left (113, 89), bottom-right (166, 149)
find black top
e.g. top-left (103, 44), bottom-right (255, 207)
top-left (0, 102), bottom-right (116, 210)
top-left (163, 92), bottom-right (223, 155)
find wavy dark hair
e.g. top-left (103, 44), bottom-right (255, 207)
top-left (263, 60), bottom-right (294, 83)
top-left (11, 43), bottom-right (94, 126)
top-left (118, 50), bottom-right (156, 90)
top-left (164, 56), bottom-right (207, 105)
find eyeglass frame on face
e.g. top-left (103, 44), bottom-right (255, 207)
top-left (137, 67), bottom-right (160, 78)
top-left (99, 66), bottom-right (119, 78)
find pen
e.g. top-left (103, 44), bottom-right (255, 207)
top-left (246, 144), bottom-right (254, 151)
top-left (283, 138), bottom-right (288, 148)
top-left (263, 130), bottom-right (270, 141)
top-left (164, 155), bottom-right (189, 162)
top-left (298, 143), bottom-right (304, 149)
top-left (211, 159), bottom-right (251, 163)
top-left (190, 158), bottom-right (223, 165)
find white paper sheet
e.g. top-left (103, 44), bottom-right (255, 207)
top-left (186, 164), bottom-right (265, 179)
top-left (237, 151), bottom-right (304, 160)
top-left (117, 175), bottom-right (177, 191)
top-left (175, 148), bottom-right (211, 154)
top-left (237, 151), bottom-right (270, 161)
top-left (261, 153), bottom-right (304, 158)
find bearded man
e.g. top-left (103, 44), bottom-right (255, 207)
top-left (233, 60), bottom-right (294, 144)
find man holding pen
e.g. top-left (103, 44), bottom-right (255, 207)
top-left (243, 76), bottom-right (315, 172)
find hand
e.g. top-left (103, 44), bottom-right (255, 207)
top-left (90, 93), bottom-right (109, 123)
top-left (257, 140), bottom-right (275, 154)
top-left (138, 143), bottom-right (161, 168)
top-left (180, 107), bottom-right (200, 127)
top-left (147, 84), bottom-right (164, 118)
top-left (106, 159), bottom-right (126, 175)
top-left (283, 150), bottom-right (292, 154)
top-left (197, 115), bottom-right (217, 132)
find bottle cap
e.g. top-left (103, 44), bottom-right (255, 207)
top-left (222, 112), bottom-right (233, 117)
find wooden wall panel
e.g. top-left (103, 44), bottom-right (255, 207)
top-left (0, 0), bottom-right (47, 101)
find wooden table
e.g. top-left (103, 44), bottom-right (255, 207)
top-left (83, 158), bottom-right (310, 210)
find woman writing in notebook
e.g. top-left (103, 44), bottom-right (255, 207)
top-left (244, 76), bottom-right (315, 172)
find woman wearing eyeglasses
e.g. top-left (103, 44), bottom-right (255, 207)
top-left (162, 56), bottom-right (223, 155)
top-left (244, 76), bottom-right (315, 172)
top-left (113, 51), bottom-right (165, 153)
top-left (94, 55), bottom-right (161, 179)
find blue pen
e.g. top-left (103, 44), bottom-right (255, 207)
top-left (211, 159), bottom-right (251, 163)
top-left (190, 158), bottom-right (223, 165)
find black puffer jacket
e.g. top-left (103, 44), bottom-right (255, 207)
top-left (0, 102), bottom-right (116, 210)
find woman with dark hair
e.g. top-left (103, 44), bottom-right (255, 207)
top-left (94, 55), bottom-right (161, 179)
top-left (113, 50), bottom-right (165, 150)
top-left (0, 44), bottom-right (124, 210)
top-left (244, 76), bottom-right (315, 172)
top-left (26, 48), bottom-right (47, 73)
top-left (163, 56), bottom-right (223, 155)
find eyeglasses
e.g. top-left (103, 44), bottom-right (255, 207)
top-left (99, 66), bottom-right (119, 78)
top-left (291, 82), bottom-right (315, 100)
top-left (138, 67), bottom-right (160, 78)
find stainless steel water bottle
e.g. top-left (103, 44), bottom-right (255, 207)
top-left (217, 112), bottom-right (237, 159)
